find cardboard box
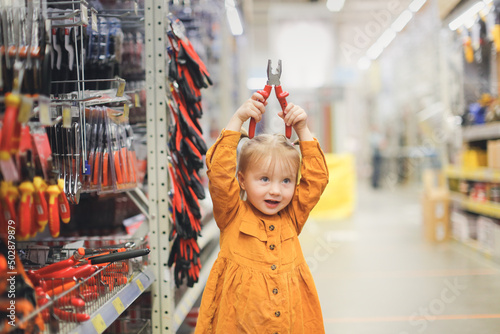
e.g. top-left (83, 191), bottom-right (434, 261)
top-left (422, 170), bottom-right (450, 242)
top-left (422, 193), bottom-right (450, 241)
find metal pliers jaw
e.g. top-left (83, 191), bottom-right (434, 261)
top-left (249, 59), bottom-right (292, 139)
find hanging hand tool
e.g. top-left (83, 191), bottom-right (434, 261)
top-left (250, 59), bottom-right (292, 139)
top-left (0, 181), bottom-right (18, 222)
top-left (72, 123), bottom-right (81, 204)
top-left (124, 124), bottom-right (137, 184)
top-left (33, 176), bottom-right (48, 230)
top-left (57, 178), bottom-right (70, 224)
top-left (46, 166), bottom-right (61, 238)
top-left (18, 181), bottom-right (35, 240)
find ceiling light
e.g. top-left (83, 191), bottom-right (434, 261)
top-left (391, 10), bottom-right (413, 32)
top-left (327, 0), bottom-right (346, 12)
top-left (225, 0), bottom-right (243, 36)
top-left (367, 43), bottom-right (384, 60)
top-left (448, 1), bottom-right (485, 30)
top-left (378, 29), bottom-right (396, 48)
top-left (409, 0), bottom-right (427, 12)
top-left (357, 57), bottom-right (371, 70)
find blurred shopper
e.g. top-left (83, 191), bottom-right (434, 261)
top-left (370, 126), bottom-right (385, 189)
top-left (195, 92), bottom-right (329, 333)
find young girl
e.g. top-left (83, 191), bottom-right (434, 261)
top-left (195, 92), bottom-right (329, 333)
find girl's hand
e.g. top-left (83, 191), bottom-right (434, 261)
top-left (279, 103), bottom-right (314, 141)
top-left (227, 92), bottom-right (267, 132)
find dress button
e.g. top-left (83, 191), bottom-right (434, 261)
top-left (275, 311), bottom-right (281, 317)
top-left (273, 288), bottom-right (278, 295)
top-left (269, 225), bottom-right (275, 231)
top-left (269, 244), bottom-right (275, 250)
top-left (271, 265), bottom-right (277, 270)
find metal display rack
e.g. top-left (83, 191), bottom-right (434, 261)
top-left (144, 2), bottom-right (221, 332)
top-left (69, 267), bottom-right (155, 334)
top-left (1, 1), bottom-right (219, 332)
top-left (143, 1), bottom-right (173, 332)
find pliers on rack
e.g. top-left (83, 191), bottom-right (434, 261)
top-left (250, 59), bottom-right (292, 139)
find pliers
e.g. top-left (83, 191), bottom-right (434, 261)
top-left (250, 59), bottom-right (292, 139)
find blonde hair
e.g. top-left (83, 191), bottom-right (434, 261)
top-left (237, 134), bottom-right (301, 199)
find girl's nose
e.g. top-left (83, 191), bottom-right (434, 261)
top-left (269, 183), bottom-right (281, 195)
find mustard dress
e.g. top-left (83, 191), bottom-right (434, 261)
top-left (195, 130), bottom-right (329, 334)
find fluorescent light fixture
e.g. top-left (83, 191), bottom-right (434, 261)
top-left (448, 1), bottom-right (485, 30)
top-left (378, 29), bottom-right (396, 48)
top-left (392, 10), bottom-right (413, 32)
top-left (409, 0), bottom-right (427, 12)
top-left (357, 57), bottom-right (371, 70)
top-left (226, 6), bottom-right (243, 36)
top-left (327, 0), bottom-right (346, 12)
top-left (366, 43), bottom-right (384, 60)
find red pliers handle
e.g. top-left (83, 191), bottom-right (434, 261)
top-left (249, 59), bottom-right (292, 139)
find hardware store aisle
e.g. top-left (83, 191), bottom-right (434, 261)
top-left (300, 185), bottom-right (500, 334)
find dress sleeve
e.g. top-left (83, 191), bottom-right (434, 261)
top-left (288, 139), bottom-right (329, 235)
top-left (206, 129), bottom-right (242, 230)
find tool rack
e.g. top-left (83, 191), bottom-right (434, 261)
top-left (15, 237), bottom-right (153, 334)
top-left (0, 0), bottom-right (221, 332)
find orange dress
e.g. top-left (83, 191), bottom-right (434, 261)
top-left (195, 130), bottom-right (329, 334)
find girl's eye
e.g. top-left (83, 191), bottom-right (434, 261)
top-left (283, 178), bottom-right (291, 184)
top-left (261, 177), bottom-right (269, 182)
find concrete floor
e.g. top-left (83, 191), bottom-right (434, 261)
top-left (299, 184), bottom-right (500, 334)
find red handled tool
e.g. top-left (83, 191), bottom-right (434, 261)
top-left (57, 178), bottom-right (70, 223)
top-left (33, 248), bottom-right (85, 276)
top-left (46, 183), bottom-right (60, 237)
top-left (18, 181), bottom-right (35, 240)
top-left (33, 176), bottom-right (48, 229)
top-left (250, 59), bottom-right (292, 139)
top-left (0, 93), bottom-right (21, 159)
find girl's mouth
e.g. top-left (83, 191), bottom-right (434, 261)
top-left (265, 200), bottom-right (279, 208)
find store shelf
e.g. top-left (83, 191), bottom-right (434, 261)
top-left (450, 192), bottom-right (500, 219)
top-left (446, 165), bottom-right (500, 182)
top-left (69, 267), bottom-right (155, 334)
top-left (462, 122), bottom-right (500, 142)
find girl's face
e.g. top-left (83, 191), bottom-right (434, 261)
top-left (238, 158), bottom-right (297, 216)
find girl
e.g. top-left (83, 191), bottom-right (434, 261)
top-left (195, 92), bottom-right (329, 333)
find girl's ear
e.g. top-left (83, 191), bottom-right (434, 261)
top-left (237, 171), bottom-right (246, 190)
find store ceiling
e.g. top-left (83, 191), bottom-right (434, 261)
top-left (248, 0), bottom-right (414, 24)
top-left (245, 0), bottom-right (415, 66)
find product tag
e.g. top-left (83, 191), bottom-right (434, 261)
top-left (91, 10), bottom-right (98, 32)
top-left (18, 95), bottom-right (34, 123)
top-left (81, 4), bottom-right (89, 26)
top-left (62, 104), bottom-right (72, 128)
top-left (116, 78), bottom-right (126, 97)
top-left (91, 314), bottom-right (107, 334)
top-left (124, 103), bottom-right (129, 118)
top-left (136, 279), bottom-right (144, 292)
top-left (39, 96), bottom-right (51, 125)
top-left (112, 297), bottom-right (125, 314)
top-left (135, 93), bottom-right (140, 107)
